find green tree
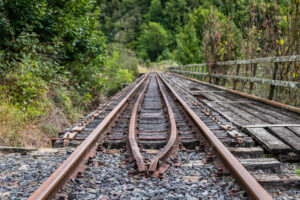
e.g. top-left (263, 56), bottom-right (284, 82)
top-left (174, 23), bottom-right (203, 64)
top-left (163, 0), bottom-right (188, 31)
top-left (98, 0), bottom-right (150, 46)
top-left (146, 0), bottom-right (164, 23)
top-left (162, 0), bottom-right (189, 48)
top-left (190, 6), bottom-right (210, 41)
top-left (137, 22), bottom-right (169, 61)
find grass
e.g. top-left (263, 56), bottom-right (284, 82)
top-left (138, 60), bottom-right (175, 73)
top-left (295, 169), bottom-right (300, 177)
top-left (0, 103), bottom-right (51, 147)
top-left (0, 84), bottom-right (88, 147)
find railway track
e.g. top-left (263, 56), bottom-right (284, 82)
top-left (25, 72), bottom-right (281, 200)
top-left (0, 72), bottom-right (298, 200)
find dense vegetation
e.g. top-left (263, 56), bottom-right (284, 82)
top-left (98, 0), bottom-right (299, 62)
top-left (0, 0), bottom-right (299, 146)
top-left (0, 0), bottom-right (138, 146)
top-left (98, 0), bottom-right (299, 104)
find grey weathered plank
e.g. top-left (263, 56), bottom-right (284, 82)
top-left (241, 102), bottom-right (300, 124)
top-left (217, 90), bottom-right (251, 102)
top-left (238, 158), bottom-right (281, 172)
top-left (210, 89), bottom-right (267, 107)
top-left (0, 146), bottom-right (37, 153)
top-left (200, 95), bottom-right (257, 127)
top-left (228, 147), bottom-right (264, 158)
top-left (204, 90), bottom-right (234, 101)
top-left (229, 103), bottom-right (283, 124)
top-left (287, 126), bottom-right (300, 137)
top-left (216, 102), bottom-right (267, 125)
top-left (251, 101), bottom-right (300, 120)
top-left (254, 174), bottom-right (300, 186)
top-left (190, 90), bottom-right (225, 94)
top-left (246, 128), bottom-right (290, 153)
top-left (196, 92), bottom-right (219, 101)
top-left (187, 82), bottom-right (217, 92)
top-left (204, 102), bottom-right (250, 126)
top-left (268, 127), bottom-right (300, 154)
top-left (218, 86), bottom-right (299, 119)
top-left (172, 72), bottom-right (300, 121)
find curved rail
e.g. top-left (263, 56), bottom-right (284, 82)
top-left (128, 76), bottom-right (150, 173)
top-left (158, 73), bottom-right (273, 200)
top-left (28, 74), bottom-right (150, 200)
top-left (148, 75), bottom-right (178, 173)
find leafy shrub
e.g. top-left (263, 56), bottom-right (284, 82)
top-left (0, 0), bottom-right (107, 96)
top-left (51, 86), bottom-right (84, 122)
top-left (0, 0), bottom-right (140, 147)
top-left (174, 23), bottom-right (203, 64)
top-left (104, 46), bottom-right (136, 96)
top-left (0, 71), bottom-right (48, 119)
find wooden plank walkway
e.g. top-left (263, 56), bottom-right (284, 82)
top-left (268, 127), bottom-right (300, 154)
top-left (245, 128), bottom-right (290, 153)
top-left (166, 73), bottom-right (300, 157)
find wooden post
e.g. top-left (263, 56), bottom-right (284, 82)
top-left (192, 66), bottom-right (194, 78)
top-left (268, 62), bottom-right (279, 100)
top-left (213, 63), bottom-right (219, 85)
top-left (221, 66), bottom-right (226, 86)
top-left (209, 64), bottom-right (213, 84)
top-left (202, 65), bottom-right (205, 81)
top-left (249, 63), bottom-right (257, 94)
top-left (233, 64), bottom-right (240, 90)
top-left (215, 63), bottom-right (220, 85)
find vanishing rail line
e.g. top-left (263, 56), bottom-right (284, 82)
top-left (29, 72), bottom-right (273, 200)
top-left (28, 73), bottom-right (150, 200)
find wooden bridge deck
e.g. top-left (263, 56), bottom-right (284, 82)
top-left (166, 73), bottom-right (300, 159)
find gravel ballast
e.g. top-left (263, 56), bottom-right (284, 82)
top-left (0, 148), bottom-right (73, 200)
top-left (59, 150), bottom-right (248, 200)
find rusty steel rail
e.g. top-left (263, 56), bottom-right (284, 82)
top-left (28, 74), bottom-right (150, 200)
top-left (148, 75), bottom-right (178, 173)
top-left (128, 76), bottom-right (150, 173)
top-left (58, 78), bottom-right (140, 147)
top-left (170, 72), bottom-right (300, 114)
top-left (158, 73), bottom-right (273, 200)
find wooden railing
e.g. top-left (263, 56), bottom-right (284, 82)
top-left (168, 55), bottom-right (300, 107)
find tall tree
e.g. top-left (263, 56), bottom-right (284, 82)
top-left (146, 0), bottom-right (164, 23)
top-left (137, 22), bottom-right (169, 61)
top-left (175, 23), bottom-right (203, 64)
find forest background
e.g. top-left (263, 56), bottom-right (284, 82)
top-left (0, 0), bottom-right (299, 146)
